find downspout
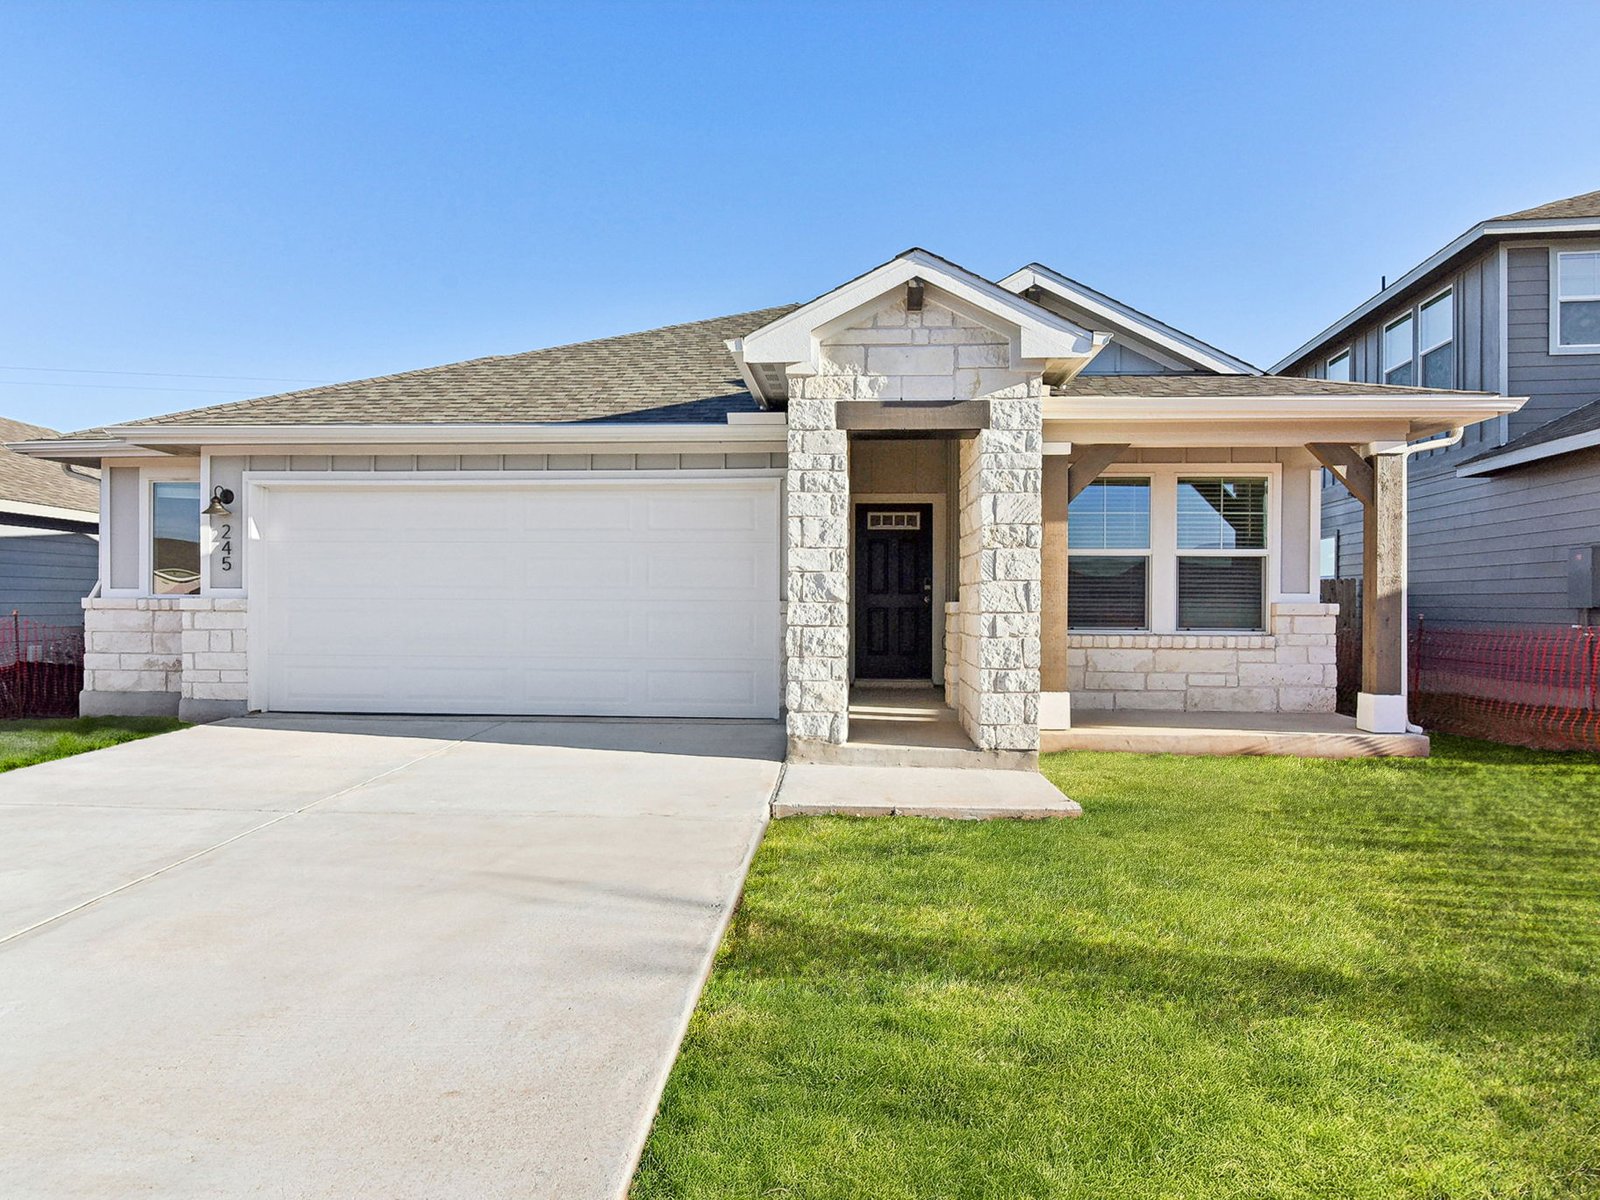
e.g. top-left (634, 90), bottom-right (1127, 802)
top-left (1387, 426), bottom-right (1464, 732)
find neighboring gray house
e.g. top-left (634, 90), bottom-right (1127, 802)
top-left (0, 417), bottom-right (100, 626)
top-left (1275, 189), bottom-right (1600, 627)
top-left (11, 250), bottom-right (1514, 753)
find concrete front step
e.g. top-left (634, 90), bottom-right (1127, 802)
top-left (786, 738), bottom-right (1038, 771)
top-left (773, 763), bottom-right (1081, 820)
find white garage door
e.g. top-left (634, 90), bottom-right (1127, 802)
top-left (253, 478), bottom-right (780, 718)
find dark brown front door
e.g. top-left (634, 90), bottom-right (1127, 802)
top-left (855, 504), bottom-right (934, 679)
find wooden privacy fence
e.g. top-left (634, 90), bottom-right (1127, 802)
top-left (0, 612), bottom-right (84, 719)
top-left (1319, 578), bottom-right (1361, 716)
top-left (1410, 620), bottom-right (1600, 752)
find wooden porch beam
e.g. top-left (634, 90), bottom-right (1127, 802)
top-left (1064, 443), bottom-right (1131, 501)
top-left (1041, 456), bottom-right (1070, 693)
top-left (1307, 442), bottom-right (1374, 507)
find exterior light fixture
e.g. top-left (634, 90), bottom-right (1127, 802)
top-left (202, 486), bottom-right (234, 518)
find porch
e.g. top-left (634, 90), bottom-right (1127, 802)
top-left (1044, 708), bottom-right (1429, 758)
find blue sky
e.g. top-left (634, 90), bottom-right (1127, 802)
top-left (2, 0), bottom-right (1595, 433)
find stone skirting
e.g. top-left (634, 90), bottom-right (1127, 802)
top-left (81, 596), bottom-right (248, 722)
top-left (1064, 603), bottom-right (1338, 716)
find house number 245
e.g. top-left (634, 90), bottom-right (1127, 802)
top-left (218, 523), bottom-right (233, 572)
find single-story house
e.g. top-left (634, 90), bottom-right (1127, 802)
top-left (10, 251), bottom-right (1523, 760)
top-left (0, 417), bottom-right (100, 627)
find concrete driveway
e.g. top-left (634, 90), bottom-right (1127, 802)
top-left (0, 715), bottom-right (784, 1199)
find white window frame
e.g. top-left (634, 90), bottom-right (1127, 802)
top-left (1073, 463), bottom-right (1282, 635)
top-left (1066, 476), bottom-right (1153, 632)
top-left (137, 466), bottom-right (203, 599)
top-left (1551, 245), bottom-right (1600, 354)
top-left (1417, 287), bottom-right (1454, 388)
top-left (1382, 312), bottom-right (1415, 386)
top-left (1324, 348), bottom-right (1352, 382)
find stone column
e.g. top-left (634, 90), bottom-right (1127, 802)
top-left (956, 384), bottom-right (1043, 751)
top-left (783, 381), bottom-right (851, 747)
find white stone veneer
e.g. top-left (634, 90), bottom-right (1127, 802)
top-left (81, 596), bottom-right (248, 720)
top-left (1065, 602), bottom-right (1338, 716)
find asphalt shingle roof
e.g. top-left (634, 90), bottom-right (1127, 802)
top-left (1460, 396), bottom-right (1600, 467)
top-left (114, 306), bottom-right (799, 430)
top-left (0, 418), bottom-right (100, 513)
top-left (1494, 189), bottom-right (1600, 222)
top-left (1055, 374), bottom-right (1493, 398)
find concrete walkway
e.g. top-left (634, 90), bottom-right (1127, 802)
top-left (0, 715), bottom-right (784, 1199)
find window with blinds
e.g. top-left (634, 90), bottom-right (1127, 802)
top-left (1175, 477), bottom-right (1267, 630)
top-left (1067, 478), bottom-right (1150, 630)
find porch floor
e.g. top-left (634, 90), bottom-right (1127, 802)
top-left (1043, 709), bottom-right (1430, 759)
top-left (786, 686), bottom-right (1036, 770)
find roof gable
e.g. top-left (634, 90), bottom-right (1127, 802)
top-left (998, 264), bottom-right (1258, 375)
top-left (734, 249), bottom-right (1107, 400)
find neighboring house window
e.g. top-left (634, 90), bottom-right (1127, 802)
top-left (1325, 349), bottom-right (1351, 382)
top-left (1067, 478), bottom-right (1150, 630)
top-left (1320, 534), bottom-right (1338, 579)
top-left (1556, 251), bottom-right (1600, 348)
top-left (1175, 478), bottom-right (1268, 630)
top-left (151, 481), bottom-right (201, 595)
top-left (1419, 289), bottom-right (1454, 387)
top-left (1382, 313), bottom-right (1414, 385)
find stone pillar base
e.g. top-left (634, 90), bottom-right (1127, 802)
top-left (1039, 691), bottom-right (1071, 730)
top-left (80, 689), bottom-right (181, 718)
top-left (178, 697), bottom-right (249, 724)
top-left (1356, 692), bottom-right (1409, 734)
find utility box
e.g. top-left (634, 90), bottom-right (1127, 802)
top-left (1569, 545), bottom-right (1600, 610)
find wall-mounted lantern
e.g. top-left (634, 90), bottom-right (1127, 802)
top-left (202, 486), bottom-right (234, 518)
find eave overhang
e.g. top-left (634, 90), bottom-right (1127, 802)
top-left (1042, 392), bottom-right (1525, 449)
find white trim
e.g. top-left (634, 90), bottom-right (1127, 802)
top-left (0, 497), bottom-right (98, 524)
top-left (1455, 425), bottom-right (1600, 476)
top-left (1070, 463), bottom-right (1282, 636)
top-left (1550, 245), bottom-right (1600, 354)
top-left (1382, 310), bottom-right (1416, 386)
top-left (738, 249), bottom-right (1106, 379)
top-left (242, 471), bottom-right (785, 716)
top-left (1270, 215), bottom-right (1600, 372)
top-left (849, 493), bottom-right (947, 686)
top-left (136, 466), bottom-right (203, 600)
top-left (97, 422), bottom-right (788, 448)
top-left (1497, 243), bottom-right (1511, 443)
top-left (999, 263), bottom-right (1260, 375)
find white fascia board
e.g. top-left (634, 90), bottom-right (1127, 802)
top-left (1455, 426), bottom-right (1600, 477)
top-left (6, 438), bottom-right (165, 462)
top-left (1270, 216), bottom-right (1600, 373)
top-left (738, 249), bottom-right (1103, 372)
top-left (100, 422), bottom-right (784, 447)
top-left (0, 497), bottom-right (99, 523)
top-left (1044, 393), bottom-right (1524, 440)
top-left (999, 264), bottom-right (1260, 375)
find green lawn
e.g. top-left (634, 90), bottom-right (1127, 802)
top-left (0, 716), bottom-right (185, 773)
top-left (635, 737), bottom-right (1600, 1200)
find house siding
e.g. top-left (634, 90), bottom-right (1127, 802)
top-left (1304, 240), bottom-right (1600, 627)
top-left (0, 517), bottom-right (99, 625)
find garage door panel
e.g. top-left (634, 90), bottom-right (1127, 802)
top-left (258, 480), bottom-right (779, 718)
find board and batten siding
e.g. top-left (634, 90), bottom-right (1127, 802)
top-left (1313, 241), bottom-right (1600, 625)
top-left (1506, 245), bottom-right (1600, 437)
top-left (0, 518), bottom-right (99, 625)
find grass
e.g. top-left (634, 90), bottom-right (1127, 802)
top-left (634, 737), bottom-right (1600, 1199)
top-left (0, 716), bottom-right (185, 773)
